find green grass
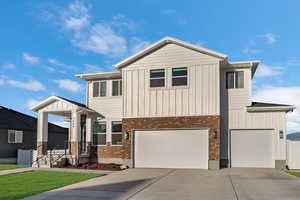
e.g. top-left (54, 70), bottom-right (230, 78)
top-left (0, 171), bottom-right (104, 200)
top-left (286, 171), bottom-right (300, 178)
top-left (0, 164), bottom-right (28, 171)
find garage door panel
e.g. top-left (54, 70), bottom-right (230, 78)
top-left (231, 130), bottom-right (274, 168)
top-left (134, 130), bottom-right (208, 169)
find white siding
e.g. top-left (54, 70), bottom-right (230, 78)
top-left (122, 43), bottom-right (221, 118)
top-left (88, 80), bottom-right (122, 119)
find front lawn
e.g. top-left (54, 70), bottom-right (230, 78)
top-left (286, 171), bottom-right (300, 178)
top-left (0, 164), bottom-right (28, 171)
top-left (0, 171), bottom-right (103, 200)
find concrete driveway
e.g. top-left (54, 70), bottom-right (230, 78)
top-left (24, 168), bottom-right (300, 200)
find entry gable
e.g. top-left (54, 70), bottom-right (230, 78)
top-left (114, 37), bottom-right (228, 69)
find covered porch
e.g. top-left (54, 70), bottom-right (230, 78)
top-left (31, 96), bottom-right (97, 167)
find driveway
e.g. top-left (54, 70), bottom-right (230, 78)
top-left (24, 168), bottom-right (300, 200)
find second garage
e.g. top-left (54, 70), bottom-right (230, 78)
top-left (134, 129), bottom-right (209, 169)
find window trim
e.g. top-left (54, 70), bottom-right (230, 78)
top-left (112, 79), bottom-right (122, 96)
top-left (92, 121), bottom-right (107, 146)
top-left (8, 130), bottom-right (23, 144)
top-left (149, 69), bottom-right (166, 88)
top-left (171, 67), bottom-right (188, 87)
top-left (111, 121), bottom-right (122, 146)
top-left (92, 80), bottom-right (107, 97)
top-left (226, 71), bottom-right (244, 89)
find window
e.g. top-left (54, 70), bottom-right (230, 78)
top-left (93, 122), bottom-right (106, 145)
top-left (111, 121), bottom-right (122, 145)
top-left (172, 67), bottom-right (188, 86)
top-left (226, 71), bottom-right (244, 89)
top-left (150, 69), bottom-right (165, 88)
top-left (93, 81), bottom-right (107, 97)
top-left (112, 80), bottom-right (122, 96)
top-left (8, 130), bottom-right (23, 144)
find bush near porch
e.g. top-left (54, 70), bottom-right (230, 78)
top-left (0, 171), bottom-right (103, 200)
top-left (286, 171), bottom-right (300, 178)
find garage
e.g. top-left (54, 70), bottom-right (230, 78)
top-left (134, 129), bottom-right (209, 169)
top-left (230, 129), bottom-right (275, 168)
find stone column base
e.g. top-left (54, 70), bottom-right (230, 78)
top-left (275, 160), bottom-right (286, 170)
top-left (208, 160), bottom-right (220, 170)
top-left (37, 141), bottom-right (47, 156)
top-left (69, 142), bottom-right (80, 156)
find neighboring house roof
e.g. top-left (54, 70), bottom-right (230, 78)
top-left (31, 96), bottom-right (93, 112)
top-left (75, 71), bottom-right (121, 81)
top-left (247, 102), bottom-right (295, 112)
top-left (287, 132), bottom-right (300, 141)
top-left (0, 106), bottom-right (67, 133)
top-left (114, 36), bottom-right (228, 69)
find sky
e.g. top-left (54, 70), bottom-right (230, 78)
top-left (1, 0), bottom-right (300, 132)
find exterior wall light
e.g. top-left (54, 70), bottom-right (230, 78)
top-left (279, 130), bottom-right (284, 139)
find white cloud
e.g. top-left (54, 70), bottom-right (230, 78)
top-left (63, 0), bottom-right (90, 30)
top-left (2, 63), bottom-right (15, 70)
top-left (260, 33), bottom-right (278, 44)
top-left (54, 79), bottom-right (82, 92)
top-left (130, 37), bottom-right (150, 54)
top-left (22, 52), bottom-right (40, 64)
top-left (161, 9), bottom-right (177, 15)
top-left (72, 23), bottom-right (127, 57)
top-left (253, 86), bottom-right (300, 132)
top-left (195, 41), bottom-right (206, 47)
top-left (48, 58), bottom-right (65, 67)
top-left (0, 79), bottom-right (4, 86)
top-left (84, 64), bottom-right (102, 73)
top-left (8, 80), bottom-right (45, 91)
top-left (51, 120), bottom-right (70, 128)
top-left (26, 99), bottom-right (40, 108)
top-left (255, 64), bottom-right (283, 77)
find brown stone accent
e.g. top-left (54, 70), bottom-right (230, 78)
top-left (69, 142), bottom-right (80, 156)
top-left (122, 116), bottom-right (220, 161)
top-left (96, 116), bottom-right (220, 161)
top-left (37, 141), bottom-right (47, 155)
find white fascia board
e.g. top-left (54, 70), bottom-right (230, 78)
top-left (247, 106), bottom-right (296, 113)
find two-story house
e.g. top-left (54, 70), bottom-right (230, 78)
top-left (31, 37), bottom-right (295, 169)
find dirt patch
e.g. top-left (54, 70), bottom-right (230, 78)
top-left (63, 163), bottom-right (124, 171)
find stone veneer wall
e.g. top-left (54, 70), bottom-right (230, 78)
top-left (95, 116), bottom-right (220, 164)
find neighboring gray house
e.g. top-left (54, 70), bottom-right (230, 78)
top-left (31, 37), bottom-right (295, 170)
top-left (0, 106), bottom-right (68, 164)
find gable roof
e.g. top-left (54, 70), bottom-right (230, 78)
top-left (0, 106), bottom-right (67, 133)
top-left (114, 37), bottom-right (228, 69)
top-left (247, 101), bottom-right (295, 112)
top-left (30, 96), bottom-right (92, 112)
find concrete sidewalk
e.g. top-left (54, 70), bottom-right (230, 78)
top-left (0, 167), bottom-right (115, 176)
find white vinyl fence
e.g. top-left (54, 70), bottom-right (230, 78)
top-left (287, 140), bottom-right (300, 169)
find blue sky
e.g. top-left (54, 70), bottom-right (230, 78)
top-left (1, 0), bottom-right (300, 131)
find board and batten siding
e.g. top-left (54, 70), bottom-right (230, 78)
top-left (122, 43), bottom-right (221, 118)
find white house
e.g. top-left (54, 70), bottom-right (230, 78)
top-left (31, 37), bottom-right (295, 169)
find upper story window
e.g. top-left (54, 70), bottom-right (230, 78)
top-left (93, 81), bottom-right (107, 97)
top-left (112, 80), bottom-right (122, 96)
top-left (150, 69), bottom-right (165, 88)
top-left (226, 71), bottom-right (244, 89)
top-left (8, 130), bottom-right (23, 144)
top-left (93, 121), bottom-right (106, 145)
top-left (172, 67), bottom-right (188, 86)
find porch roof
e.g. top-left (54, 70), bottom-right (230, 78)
top-left (30, 96), bottom-right (95, 113)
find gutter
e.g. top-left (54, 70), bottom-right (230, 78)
top-left (247, 106), bottom-right (296, 112)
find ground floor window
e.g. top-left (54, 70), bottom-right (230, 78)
top-left (93, 121), bottom-right (106, 145)
top-left (111, 121), bottom-right (122, 145)
top-left (8, 130), bottom-right (23, 144)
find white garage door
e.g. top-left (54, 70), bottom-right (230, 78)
top-left (134, 129), bottom-right (208, 169)
top-left (231, 129), bottom-right (275, 168)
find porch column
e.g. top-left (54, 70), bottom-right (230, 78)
top-left (69, 110), bottom-right (80, 157)
top-left (86, 114), bottom-right (93, 154)
top-left (37, 111), bottom-right (48, 156)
